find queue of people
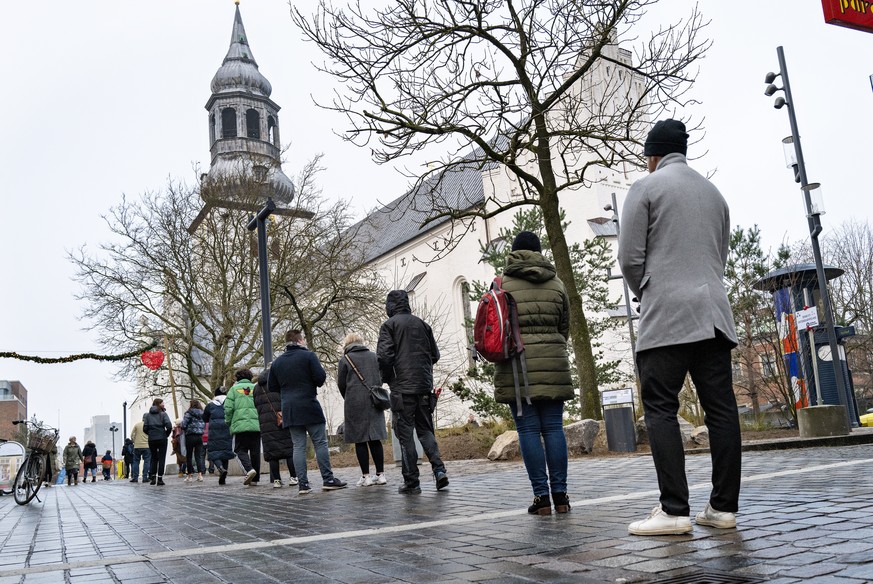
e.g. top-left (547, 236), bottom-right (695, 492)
top-left (65, 121), bottom-right (742, 537)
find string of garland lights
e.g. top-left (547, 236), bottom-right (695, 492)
top-left (0, 340), bottom-right (159, 364)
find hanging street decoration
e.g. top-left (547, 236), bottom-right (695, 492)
top-left (0, 341), bottom-right (158, 364)
top-left (140, 351), bottom-right (165, 370)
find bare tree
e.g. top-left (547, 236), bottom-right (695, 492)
top-left (292, 0), bottom-right (710, 418)
top-left (69, 157), bottom-right (385, 403)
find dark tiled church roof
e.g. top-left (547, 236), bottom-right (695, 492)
top-left (352, 155), bottom-right (493, 263)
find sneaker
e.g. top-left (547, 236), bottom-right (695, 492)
top-left (129, 478), bottom-right (138, 483)
top-left (243, 469), bottom-right (257, 486)
top-left (528, 495), bottom-right (552, 516)
top-left (695, 503), bottom-right (737, 529)
top-left (435, 471), bottom-right (449, 491)
top-left (196, 474), bottom-right (204, 482)
top-left (373, 474), bottom-right (387, 486)
top-left (288, 477), bottom-right (299, 486)
top-left (156, 478), bottom-right (166, 486)
top-left (273, 480), bottom-right (283, 489)
top-left (298, 483), bottom-right (312, 495)
top-left (628, 505), bottom-right (692, 536)
top-left (356, 475), bottom-right (374, 487)
top-left (398, 483), bottom-right (421, 495)
top-left (218, 468), bottom-right (227, 485)
top-left (323, 477), bottom-right (348, 490)
top-left (150, 477), bottom-right (157, 486)
top-left (184, 475), bottom-right (191, 483)
top-left (552, 492), bottom-right (571, 514)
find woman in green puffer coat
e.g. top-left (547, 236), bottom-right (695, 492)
top-left (224, 368), bottom-right (261, 485)
top-left (493, 231), bottom-right (574, 516)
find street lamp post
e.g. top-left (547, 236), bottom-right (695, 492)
top-left (109, 424), bottom-right (118, 478)
top-left (247, 193), bottom-right (277, 366)
top-left (122, 401), bottom-right (127, 439)
top-left (764, 45), bottom-right (852, 428)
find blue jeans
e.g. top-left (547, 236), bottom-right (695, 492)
top-left (131, 448), bottom-right (151, 480)
top-left (289, 423), bottom-right (334, 487)
top-left (510, 400), bottom-right (568, 497)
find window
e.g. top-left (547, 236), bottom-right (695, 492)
top-left (246, 109), bottom-right (261, 139)
top-left (221, 108), bottom-right (237, 138)
top-left (209, 113), bottom-right (216, 144)
top-left (268, 116), bottom-right (278, 145)
top-left (761, 353), bottom-right (779, 378)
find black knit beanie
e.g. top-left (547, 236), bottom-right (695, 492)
top-left (644, 119), bottom-right (688, 157)
top-left (511, 231), bottom-right (542, 252)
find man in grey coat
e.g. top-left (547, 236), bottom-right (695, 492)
top-left (618, 119), bottom-right (741, 536)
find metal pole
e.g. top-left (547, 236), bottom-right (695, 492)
top-left (777, 46), bottom-right (851, 427)
top-left (248, 198), bottom-right (276, 365)
top-left (122, 401), bottom-right (127, 438)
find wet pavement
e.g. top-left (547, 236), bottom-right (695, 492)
top-left (1, 441), bottom-right (872, 583)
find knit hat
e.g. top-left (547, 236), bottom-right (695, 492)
top-left (644, 119), bottom-right (688, 157)
top-left (511, 231), bottom-right (542, 252)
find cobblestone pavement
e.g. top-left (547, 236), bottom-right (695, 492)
top-left (1, 443), bottom-right (871, 583)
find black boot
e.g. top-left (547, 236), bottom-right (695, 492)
top-left (552, 492), bottom-right (571, 514)
top-left (528, 495), bottom-right (552, 516)
top-left (150, 476), bottom-right (157, 485)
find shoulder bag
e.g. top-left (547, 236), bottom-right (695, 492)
top-left (345, 354), bottom-right (390, 411)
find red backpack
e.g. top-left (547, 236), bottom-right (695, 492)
top-left (473, 277), bottom-right (531, 413)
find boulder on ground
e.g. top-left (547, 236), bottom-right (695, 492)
top-left (690, 425), bottom-right (709, 446)
top-left (635, 415), bottom-right (697, 447)
top-left (635, 416), bottom-right (648, 444)
top-left (592, 420), bottom-right (609, 453)
top-left (564, 419), bottom-right (601, 455)
top-left (487, 430), bottom-right (519, 461)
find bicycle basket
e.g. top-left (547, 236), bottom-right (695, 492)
top-left (27, 428), bottom-right (57, 453)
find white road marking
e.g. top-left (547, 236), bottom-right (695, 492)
top-left (2, 456), bottom-right (870, 577)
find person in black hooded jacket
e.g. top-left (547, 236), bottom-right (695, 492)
top-left (377, 289), bottom-right (447, 494)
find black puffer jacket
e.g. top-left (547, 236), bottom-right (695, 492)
top-left (143, 405), bottom-right (173, 440)
top-left (254, 370), bottom-right (293, 461)
top-left (377, 290), bottom-right (440, 394)
top-left (203, 396), bottom-right (235, 462)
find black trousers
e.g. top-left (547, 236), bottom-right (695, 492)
top-left (636, 334), bottom-right (741, 516)
top-left (234, 431), bottom-right (261, 481)
top-left (392, 393), bottom-right (445, 488)
top-left (148, 438), bottom-right (168, 479)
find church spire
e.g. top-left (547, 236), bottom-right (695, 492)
top-left (202, 4), bottom-right (294, 206)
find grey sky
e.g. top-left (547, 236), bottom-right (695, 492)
top-left (1, 1), bottom-right (871, 445)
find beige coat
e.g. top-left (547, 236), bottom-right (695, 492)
top-left (130, 420), bottom-right (149, 449)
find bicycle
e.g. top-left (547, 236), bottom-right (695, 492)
top-left (11, 420), bottom-right (59, 505)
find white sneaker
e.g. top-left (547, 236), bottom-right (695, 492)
top-left (273, 480), bottom-right (283, 489)
top-left (288, 477), bottom-right (299, 486)
top-left (184, 475), bottom-right (191, 483)
top-left (373, 474), bottom-right (387, 485)
top-left (628, 506), bottom-right (693, 536)
top-left (356, 475), bottom-right (374, 487)
top-left (243, 469), bottom-right (257, 485)
top-left (695, 503), bottom-right (737, 528)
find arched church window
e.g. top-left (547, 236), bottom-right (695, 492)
top-left (246, 109), bottom-right (261, 139)
top-left (268, 116), bottom-right (278, 146)
top-left (209, 113), bottom-right (216, 144)
top-left (221, 108), bottom-right (237, 138)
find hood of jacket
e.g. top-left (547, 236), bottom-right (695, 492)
top-left (149, 405), bottom-right (162, 415)
top-left (210, 395), bottom-right (226, 406)
top-left (343, 343), bottom-right (369, 355)
top-left (386, 290), bottom-right (411, 317)
top-left (504, 250), bottom-right (557, 284)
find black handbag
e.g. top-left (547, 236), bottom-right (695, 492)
top-left (345, 355), bottom-right (391, 411)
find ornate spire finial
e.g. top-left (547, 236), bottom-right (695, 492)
top-left (235, 0), bottom-right (240, 5)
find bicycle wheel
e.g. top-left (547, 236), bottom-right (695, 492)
top-left (13, 454), bottom-right (45, 505)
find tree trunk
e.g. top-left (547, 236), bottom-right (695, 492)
top-left (539, 188), bottom-right (601, 420)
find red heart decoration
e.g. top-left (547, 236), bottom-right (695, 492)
top-left (141, 351), bottom-right (165, 370)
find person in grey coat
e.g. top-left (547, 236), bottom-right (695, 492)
top-left (337, 333), bottom-right (388, 487)
top-left (618, 119), bottom-right (740, 536)
top-left (142, 398), bottom-right (173, 486)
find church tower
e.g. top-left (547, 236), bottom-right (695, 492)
top-left (202, 3), bottom-right (294, 206)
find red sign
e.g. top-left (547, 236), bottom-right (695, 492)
top-left (822, 0), bottom-right (873, 33)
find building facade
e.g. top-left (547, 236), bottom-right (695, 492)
top-left (0, 380), bottom-right (27, 441)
